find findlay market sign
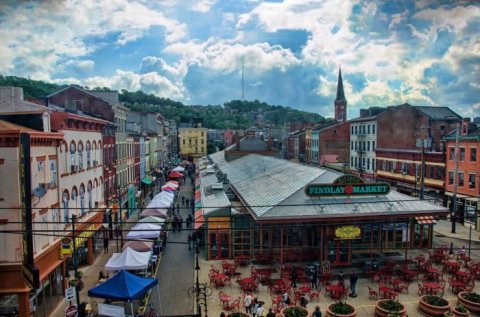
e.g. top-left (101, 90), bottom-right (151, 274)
top-left (305, 174), bottom-right (390, 197)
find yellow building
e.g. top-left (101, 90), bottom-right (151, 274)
top-left (179, 127), bottom-right (208, 161)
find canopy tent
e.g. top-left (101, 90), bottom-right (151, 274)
top-left (127, 223), bottom-right (163, 239)
top-left (122, 240), bottom-right (154, 252)
top-left (139, 216), bottom-right (165, 225)
top-left (161, 186), bottom-right (176, 193)
top-left (141, 176), bottom-right (153, 185)
top-left (147, 198), bottom-right (172, 209)
top-left (169, 171), bottom-right (183, 179)
top-left (168, 180), bottom-right (179, 185)
top-left (105, 247), bottom-right (152, 271)
top-left (141, 208), bottom-right (168, 218)
top-left (172, 166), bottom-right (185, 172)
top-left (153, 191), bottom-right (174, 201)
top-left (164, 182), bottom-right (179, 189)
top-left (88, 270), bottom-right (158, 302)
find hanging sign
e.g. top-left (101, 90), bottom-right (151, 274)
top-left (65, 286), bottom-right (76, 302)
top-left (335, 225), bottom-right (361, 239)
top-left (61, 238), bottom-right (72, 256)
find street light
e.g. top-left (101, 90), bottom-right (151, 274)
top-left (451, 121), bottom-right (460, 233)
top-left (71, 215), bottom-right (81, 309)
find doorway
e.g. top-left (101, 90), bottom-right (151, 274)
top-left (328, 240), bottom-right (351, 266)
top-left (209, 231), bottom-right (230, 259)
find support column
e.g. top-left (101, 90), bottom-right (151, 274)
top-left (87, 237), bottom-right (94, 264)
top-left (280, 228), bottom-right (284, 266)
top-left (18, 293), bottom-right (30, 317)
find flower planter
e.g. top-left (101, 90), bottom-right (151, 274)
top-left (280, 306), bottom-right (309, 317)
top-left (326, 302), bottom-right (356, 317)
top-left (452, 307), bottom-right (469, 317)
top-left (419, 295), bottom-right (450, 317)
top-left (375, 299), bottom-right (407, 317)
top-left (458, 292), bottom-right (479, 315)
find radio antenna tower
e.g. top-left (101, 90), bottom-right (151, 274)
top-left (241, 56), bottom-right (245, 101)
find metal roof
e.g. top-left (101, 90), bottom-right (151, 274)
top-left (209, 151), bottom-right (448, 220)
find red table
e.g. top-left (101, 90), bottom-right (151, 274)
top-left (422, 282), bottom-right (441, 295)
top-left (213, 274), bottom-right (230, 287)
top-left (219, 293), bottom-right (233, 308)
top-left (425, 267), bottom-right (441, 281)
top-left (256, 268), bottom-right (275, 283)
top-left (326, 284), bottom-right (344, 300)
top-left (235, 255), bottom-right (250, 266)
top-left (455, 270), bottom-right (470, 282)
top-left (298, 286), bottom-right (311, 295)
top-left (379, 286), bottom-right (397, 299)
top-left (445, 261), bottom-right (460, 273)
top-left (450, 281), bottom-right (466, 294)
top-left (237, 277), bottom-right (258, 292)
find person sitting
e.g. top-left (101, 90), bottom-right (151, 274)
top-left (98, 271), bottom-right (106, 281)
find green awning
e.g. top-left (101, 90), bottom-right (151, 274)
top-left (141, 177), bottom-right (153, 185)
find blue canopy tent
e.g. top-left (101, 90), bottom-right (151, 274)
top-left (88, 271), bottom-right (158, 315)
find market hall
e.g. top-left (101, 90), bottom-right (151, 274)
top-left (194, 152), bottom-right (449, 268)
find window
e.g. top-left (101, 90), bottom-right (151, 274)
top-left (367, 141), bottom-right (370, 152)
top-left (49, 159), bottom-right (57, 187)
top-left (372, 141), bottom-right (376, 151)
top-left (367, 125), bottom-right (371, 134)
top-left (460, 148), bottom-right (465, 161)
top-left (86, 142), bottom-right (91, 167)
top-left (201, 139), bottom-right (204, 145)
top-left (459, 172), bottom-right (464, 187)
top-left (351, 141), bottom-right (353, 150)
top-left (78, 142), bottom-right (84, 170)
top-left (449, 171), bottom-right (454, 185)
top-left (88, 182), bottom-right (93, 210)
top-left (70, 142), bottom-right (76, 166)
top-left (367, 158), bottom-right (370, 170)
top-left (79, 184), bottom-right (86, 215)
top-left (449, 147), bottom-right (455, 160)
top-left (471, 148), bottom-right (477, 162)
top-left (62, 191), bottom-right (70, 223)
top-left (350, 157), bottom-right (354, 167)
top-left (372, 159), bottom-right (375, 171)
top-left (183, 139), bottom-right (185, 145)
top-left (355, 126), bottom-right (358, 134)
top-left (362, 125), bottom-right (366, 134)
top-left (437, 167), bottom-right (444, 180)
top-left (469, 174), bottom-right (476, 189)
top-left (351, 126), bottom-right (354, 135)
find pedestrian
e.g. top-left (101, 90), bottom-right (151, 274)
top-left (186, 214), bottom-right (193, 228)
top-left (98, 271), bottom-right (106, 281)
top-left (244, 292), bottom-right (253, 314)
top-left (300, 294), bottom-right (308, 307)
top-left (178, 215), bottom-right (183, 232)
top-left (115, 225), bottom-right (121, 238)
top-left (220, 312), bottom-right (225, 317)
top-left (103, 237), bottom-right (109, 253)
top-left (460, 245), bottom-right (466, 255)
top-left (291, 266), bottom-right (297, 288)
top-left (313, 306), bottom-right (322, 317)
top-left (256, 303), bottom-right (265, 317)
top-left (176, 203), bottom-right (179, 214)
top-left (338, 270), bottom-right (344, 287)
top-left (182, 196), bottom-right (185, 205)
top-left (310, 268), bottom-right (318, 290)
top-left (349, 270), bottom-right (358, 297)
top-left (188, 234), bottom-right (193, 250)
top-left (173, 215), bottom-right (178, 232)
top-left (282, 291), bottom-right (291, 305)
top-left (251, 299), bottom-right (259, 317)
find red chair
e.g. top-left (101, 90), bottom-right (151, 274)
top-left (368, 286), bottom-right (378, 299)
top-left (224, 297), bottom-right (241, 311)
top-left (310, 290), bottom-right (320, 302)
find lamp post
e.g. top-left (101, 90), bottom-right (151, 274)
top-left (71, 215), bottom-right (81, 309)
top-left (451, 121), bottom-right (460, 233)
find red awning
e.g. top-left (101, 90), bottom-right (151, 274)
top-left (415, 216), bottom-right (436, 225)
top-left (194, 208), bottom-right (205, 230)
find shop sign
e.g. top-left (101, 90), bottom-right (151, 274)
top-left (335, 225), bottom-right (361, 239)
top-left (333, 174), bottom-right (364, 185)
top-left (61, 238), bottom-right (72, 256)
top-left (19, 133), bottom-right (40, 289)
top-left (305, 183), bottom-right (390, 197)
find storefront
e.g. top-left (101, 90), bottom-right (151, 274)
top-left (203, 152), bottom-right (449, 265)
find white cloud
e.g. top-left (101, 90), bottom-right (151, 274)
top-left (389, 10), bottom-right (409, 29)
top-left (413, 5), bottom-right (480, 35)
top-left (63, 60), bottom-right (95, 72)
top-left (192, 0), bottom-right (217, 13)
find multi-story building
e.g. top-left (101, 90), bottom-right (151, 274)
top-left (178, 127), bottom-right (208, 161)
top-left (349, 115), bottom-right (379, 182)
top-left (0, 87), bottom-right (65, 317)
top-left (318, 121), bottom-right (350, 169)
top-left (113, 104), bottom-right (129, 223)
top-left (374, 104), bottom-right (460, 199)
top-left (444, 120), bottom-right (480, 229)
top-left (311, 128), bottom-right (320, 166)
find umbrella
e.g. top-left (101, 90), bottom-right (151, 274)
top-left (139, 216), bottom-right (165, 224)
top-left (122, 240), bottom-right (154, 252)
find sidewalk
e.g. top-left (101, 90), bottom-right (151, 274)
top-left (434, 219), bottom-right (479, 242)
top-left (50, 189), bottom-right (160, 317)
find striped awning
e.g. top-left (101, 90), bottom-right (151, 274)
top-left (415, 216), bottom-right (436, 225)
top-left (194, 208), bottom-right (205, 230)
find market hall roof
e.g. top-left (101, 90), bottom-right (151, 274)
top-left (208, 151), bottom-right (448, 221)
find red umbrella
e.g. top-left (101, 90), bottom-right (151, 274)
top-left (169, 171), bottom-right (184, 178)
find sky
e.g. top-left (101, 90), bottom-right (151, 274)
top-left (0, 0), bottom-right (479, 119)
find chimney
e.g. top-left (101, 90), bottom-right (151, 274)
top-left (267, 136), bottom-right (272, 151)
top-left (235, 135), bottom-right (241, 151)
top-left (462, 118), bottom-right (470, 135)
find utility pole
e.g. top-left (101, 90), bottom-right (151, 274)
top-left (417, 124), bottom-right (429, 200)
top-left (451, 121), bottom-right (460, 233)
top-left (71, 215), bottom-right (81, 309)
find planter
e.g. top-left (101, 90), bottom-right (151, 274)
top-left (326, 302), bottom-right (356, 317)
top-left (375, 299), bottom-right (407, 317)
top-left (419, 295), bottom-right (450, 317)
top-left (458, 292), bottom-right (480, 315)
top-left (280, 306), bottom-right (309, 317)
top-left (452, 306), bottom-right (469, 317)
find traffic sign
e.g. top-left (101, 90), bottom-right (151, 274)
top-left (65, 305), bottom-right (78, 317)
top-left (65, 287), bottom-right (76, 302)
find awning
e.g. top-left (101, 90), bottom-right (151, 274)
top-left (194, 208), bottom-right (205, 230)
top-left (141, 177), bottom-right (153, 185)
top-left (415, 216), bottom-right (437, 225)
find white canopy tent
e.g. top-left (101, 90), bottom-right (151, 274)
top-left (172, 166), bottom-right (185, 172)
top-left (127, 223), bottom-right (163, 239)
top-left (153, 191), bottom-right (174, 201)
top-left (139, 216), bottom-right (165, 225)
top-left (104, 247), bottom-right (153, 271)
top-left (146, 199), bottom-right (171, 209)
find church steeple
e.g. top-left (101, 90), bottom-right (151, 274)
top-left (334, 66), bottom-right (347, 122)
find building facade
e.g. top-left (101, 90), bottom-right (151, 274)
top-left (178, 127), bottom-right (208, 161)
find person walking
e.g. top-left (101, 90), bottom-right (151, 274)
top-left (103, 236), bottom-right (109, 253)
top-left (338, 270), bottom-right (345, 288)
top-left (313, 306), bottom-right (322, 317)
top-left (310, 268), bottom-right (318, 290)
top-left (291, 266), bottom-right (298, 288)
top-left (178, 215), bottom-right (183, 232)
top-left (182, 196), bottom-right (185, 205)
top-left (256, 303), bottom-right (265, 317)
top-left (187, 234), bottom-right (193, 250)
top-left (349, 271), bottom-right (358, 297)
top-left (244, 293), bottom-right (253, 314)
top-left (266, 308), bottom-right (276, 317)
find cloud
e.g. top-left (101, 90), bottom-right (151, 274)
top-left (192, 0), bottom-right (217, 13)
top-left (63, 60), bottom-right (95, 72)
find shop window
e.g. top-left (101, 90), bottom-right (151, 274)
top-left (469, 174), bottom-right (476, 189)
top-left (471, 148), bottom-right (477, 162)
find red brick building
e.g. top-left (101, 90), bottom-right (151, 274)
top-left (318, 121), bottom-right (350, 166)
top-left (444, 120), bottom-right (480, 229)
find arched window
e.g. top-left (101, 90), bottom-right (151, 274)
top-left (86, 141), bottom-right (91, 168)
top-left (71, 186), bottom-right (78, 215)
top-left (69, 141), bottom-right (76, 168)
top-left (62, 190), bottom-right (70, 223)
top-left (87, 181), bottom-right (93, 210)
top-left (79, 184), bottom-right (85, 216)
top-left (78, 142), bottom-right (84, 170)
